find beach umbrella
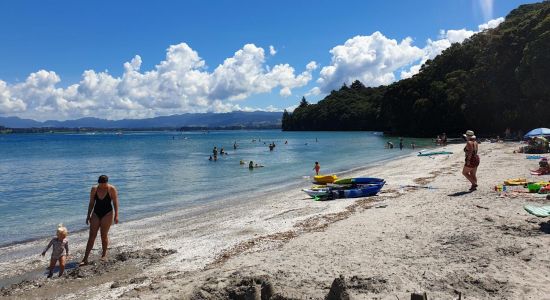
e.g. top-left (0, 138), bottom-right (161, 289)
top-left (524, 128), bottom-right (550, 139)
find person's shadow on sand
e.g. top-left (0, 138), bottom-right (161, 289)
top-left (448, 191), bottom-right (473, 197)
top-left (42, 261), bottom-right (79, 276)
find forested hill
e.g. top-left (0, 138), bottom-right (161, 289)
top-left (283, 1), bottom-right (550, 137)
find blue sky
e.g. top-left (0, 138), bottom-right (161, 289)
top-left (0, 0), bottom-right (537, 120)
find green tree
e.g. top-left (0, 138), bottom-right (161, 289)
top-left (298, 96), bottom-right (309, 108)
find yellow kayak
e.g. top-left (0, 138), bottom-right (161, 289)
top-left (314, 175), bottom-right (338, 184)
top-left (504, 178), bottom-right (527, 185)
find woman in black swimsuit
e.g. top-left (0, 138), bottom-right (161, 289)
top-left (80, 175), bottom-right (119, 265)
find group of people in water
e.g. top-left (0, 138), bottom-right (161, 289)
top-left (239, 160), bottom-right (264, 169)
top-left (209, 146), bottom-right (229, 161)
top-left (208, 138), bottom-right (286, 166)
top-left (385, 138), bottom-right (416, 150)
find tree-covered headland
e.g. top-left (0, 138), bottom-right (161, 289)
top-left (283, 2), bottom-right (550, 137)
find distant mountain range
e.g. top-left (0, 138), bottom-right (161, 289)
top-left (0, 111), bottom-right (282, 129)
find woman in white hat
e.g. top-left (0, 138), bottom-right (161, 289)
top-left (462, 130), bottom-right (479, 191)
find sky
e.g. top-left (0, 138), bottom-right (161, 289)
top-left (0, 0), bottom-right (538, 121)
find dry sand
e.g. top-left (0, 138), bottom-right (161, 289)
top-left (1, 142), bottom-right (550, 299)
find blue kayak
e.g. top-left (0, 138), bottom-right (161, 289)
top-left (314, 181), bottom-right (385, 200)
top-left (336, 184), bottom-right (384, 198)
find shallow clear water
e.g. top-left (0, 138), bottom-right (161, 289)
top-left (0, 130), bottom-right (431, 246)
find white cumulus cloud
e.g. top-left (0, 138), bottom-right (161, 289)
top-left (316, 32), bottom-right (425, 92)
top-left (0, 80), bottom-right (26, 113)
top-left (400, 17), bottom-right (504, 79)
top-left (0, 43), bottom-right (315, 120)
top-left (312, 17), bottom-right (505, 94)
top-left (478, 17), bottom-right (504, 31)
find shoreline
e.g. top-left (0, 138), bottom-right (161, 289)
top-left (5, 142), bottom-right (548, 299)
top-left (0, 143), bottom-right (453, 292)
top-left (0, 143), bottom-right (428, 251)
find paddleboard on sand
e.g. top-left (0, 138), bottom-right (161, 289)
top-left (418, 151), bottom-right (453, 156)
top-left (524, 205), bottom-right (550, 217)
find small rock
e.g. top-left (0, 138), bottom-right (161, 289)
top-left (111, 282), bottom-right (121, 289)
top-left (130, 277), bottom-right (148, 284)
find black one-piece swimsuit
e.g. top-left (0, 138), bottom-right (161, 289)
top-left (93, 189), bottom-right (113, 220)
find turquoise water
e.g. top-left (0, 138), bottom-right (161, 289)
top-left (0, 130), bottom-right (430, 246)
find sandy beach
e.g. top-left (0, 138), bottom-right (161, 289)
top-left (2, 142), bottom-right (550, 299)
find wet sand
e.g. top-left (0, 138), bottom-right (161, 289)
top-left (2, 142), bottom-right (550, 299)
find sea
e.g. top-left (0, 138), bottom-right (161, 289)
top-left (0, 130), bottom-right (431, 247)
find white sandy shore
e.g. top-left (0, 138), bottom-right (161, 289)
top-left (2, 142), bottom-right (550, 299)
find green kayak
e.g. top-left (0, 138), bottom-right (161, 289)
top-left (333, 177), bottom-right (385, 185)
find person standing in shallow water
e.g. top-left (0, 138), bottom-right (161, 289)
top-left (462, 130), bottom-right (480, 191)
top-left (399, 138), bottom-right (403, 150)
top-left (81, 175), bottom-right (119, 265)
top-left (313, 162), bottom-right (321, 175)
top-left (212, 146), bottom-right (218, 160)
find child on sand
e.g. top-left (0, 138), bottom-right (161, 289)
top-left (42, 224), bottom-right (69, 278)
top-left (313, 162), bottom-right (320, 175)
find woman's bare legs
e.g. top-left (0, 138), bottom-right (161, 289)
top-left (99, 211), bottom-right (113, 260)
top-left (463, 166), bottom-right (474, 183)
top-left (81, 214), bottom-right (100, 265)
top-left (471, 166), bottom-right (478, 186)
top-left (463, 165), bottom-right (478, 190)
